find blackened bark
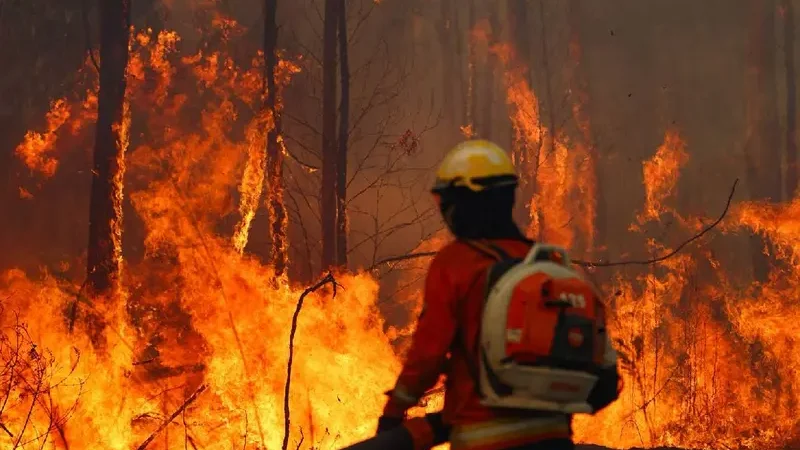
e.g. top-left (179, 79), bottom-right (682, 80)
top-left (481, 4), bottom-right (500, 141)
top-left (452, 3), bottom-right (467, 126)
top-left (86, 0), bottom-right (131, 295)
top-left (784, 0), bottom-right (797, 197)
top-left (335, 0), bottom-right (349, 268)
top-left (508, 0), bottom-right (531, 70)
top-left (467, 0), bottom-right (478, 132)
top-left (436, 0), bottom-right (457, 123)
top-left (264, 0), bottom-right (287, 277)
top-left (320, 0), bottom-right (338, 269)
top-left (743, 0), bottom-right (782, 282)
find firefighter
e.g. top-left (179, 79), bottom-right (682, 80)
top-left (374, 140), bottom-right (621, 450)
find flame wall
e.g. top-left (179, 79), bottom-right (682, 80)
top-left (3, 2), bottom-right (800, 450)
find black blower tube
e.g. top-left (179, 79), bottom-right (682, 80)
top-left (341, 413), bottom-right (450, 450)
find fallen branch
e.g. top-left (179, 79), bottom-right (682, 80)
top-left (282, 273), bottom-right (340, 450)
top-left (573, 178), bottom-right (738, 267)
top-left (136, 384), bottom-right (207, 450)
top-left (372, 252), bottom-right (435, 268)
top-left (372, 179), bottom-right (739, 270)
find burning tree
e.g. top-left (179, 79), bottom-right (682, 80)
top-left (320, 0), bottom-right (339, 270)
top-left (264, 0), bottom-right (289, 276)
top-left (281, 0), bottom-right (440, 278)
top-left (7, 2), bottom-right (800, 450)
top-left (86, 0), bottom-right (132, 299)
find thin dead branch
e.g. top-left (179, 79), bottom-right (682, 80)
top-left (135, 384), bottom-right (207, 450)
top-left (80, 0), bottom-right (100, 73)
top-left (371, 179), bottom-right (739, 270)
top-left (282, 272), bottom-right (340, 450)
top-left (576, 178), bottom-right (738, 268)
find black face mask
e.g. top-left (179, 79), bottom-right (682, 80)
top-left (437, 185), bottom-right (525, 240)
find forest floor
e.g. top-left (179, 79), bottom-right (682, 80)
top-left (577, 446), bottom-right (690, 450)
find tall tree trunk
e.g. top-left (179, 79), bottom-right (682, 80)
top-left (264, 0), bottom-right (288, 277)
top-left (784, 0), bottom-right (797, 198)
top-left (506, 0), bottom-right (541, 233)
top-left (481, 3), bottom-right (500, 141)
top-left (466, 0), bottom-right (478, 134)
top-left (320, 0), bottom-right (338, 270)
top-left (452, 3), bottom-right (467, 126)
top-left (87, 0), bottom-right (131, 296)
top-left (567, 0), bottom-right (605, 260)
top-left (335, 0), bottom-right (349, 268)
top-left (507, 0), bottom-right (531, 74)
top-left (744, 0), bottom-right (782, 282)
top-left (536, 0), bottom-right (555, 242)
top-left (436, 0), bottom-right (457, 124)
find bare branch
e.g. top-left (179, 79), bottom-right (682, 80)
top-left (282, 273), bottom-right (340, 450)
top-left (81, 0), bottom-right (100, 73)
top-left (370, 179), bottom-right (740, 270)
top-left (575, 178), bottom-right (739, 267)
top-left (135, 384), bottom-right (207, 450)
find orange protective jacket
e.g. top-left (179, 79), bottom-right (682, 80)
top-left (383, 239), bottom-right (574, 450)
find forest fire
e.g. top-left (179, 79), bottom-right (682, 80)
top-left (3, 2), bottom-right (800, 450)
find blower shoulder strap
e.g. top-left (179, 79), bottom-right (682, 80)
top-left (459, 239), bottom-right (529, 397)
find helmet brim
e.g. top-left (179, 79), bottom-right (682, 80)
top-left (432, 174), bottom-right (519, 194)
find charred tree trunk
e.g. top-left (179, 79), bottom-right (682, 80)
top-left (320, 0), bottom-right (339, 270)
top-left (335, 0), bottom-right (350, 268)
top-left (784, 0), bottom-right (797, 197)
top-left (86, 0), bottom-right (131, 296)
top-left (436, 0), bottom-right (457, 125)
top-left (467, 0), bottom-right (478, 134)
top-left (567, 0), bottom-right (606, 261)
top-left (452, 3), bottom-right (467, 127)
top-left (264, 0), bottom-right (287, 277)
top-left (744, 0), bottom-right (782, 282)
top-left (481, 3), bottom-right (500, 141)
top-left (508, 0), bottom-right (531, 75)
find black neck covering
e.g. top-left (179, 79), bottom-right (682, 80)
top-left (438, 185), bottom-right (527, 240)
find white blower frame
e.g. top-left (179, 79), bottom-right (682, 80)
top-left (478, 243), bottom-right (601, 414)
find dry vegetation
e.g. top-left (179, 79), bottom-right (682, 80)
top-left (1, 1), bottom-right (800, 450)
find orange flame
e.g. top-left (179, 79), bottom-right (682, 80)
top-left (15, 78), bottom-right (98, 179)
top-left (637, 129), bottom-right (689, 224)
top-left (232, 55), bottom-right (299, 255)
top-left (10, 11), bottom-right (800, 450)
top-left (15, 99), bottom-right (71, 177)
top-left (566, 32), bottom-right (597, 251)
top-left (494, 42), bottom-right (586, 248)
top-left (232, 111), bottom-right (269, 254)
top-left (5, 19), bottom-right (404, 448)
top-left (109, 30), bottom-right (135, 294)
top-left (267, 134), bottom-right (290, 269)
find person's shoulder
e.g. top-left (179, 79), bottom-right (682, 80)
top-left (483, 237), bottom-right (534, 260)
top-left (427, 240), bottom-right (485, 271)
top-left (431, 240), bottom-right (472, 263)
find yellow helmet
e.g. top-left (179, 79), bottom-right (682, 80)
top-left (432, 140), bottom-right (518, 193)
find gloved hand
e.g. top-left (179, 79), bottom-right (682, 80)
top-left (375, 415), bottom-right (404, 435)
top-left (425, 413), bottom-right (450, 445)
